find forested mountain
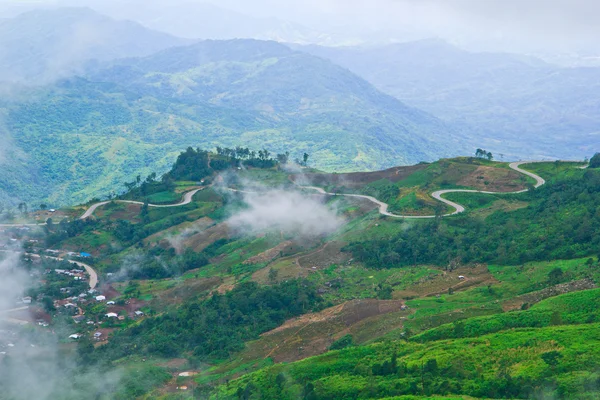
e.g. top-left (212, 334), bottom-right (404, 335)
top-left (294, 39), bottom-right (600, 160)
top-left (0, 7), bottom-right (189, 83)
top-left (0, 38), bottom-right (466, 207)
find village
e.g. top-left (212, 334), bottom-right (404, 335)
top-left (0, 227), bottom-right (148, 356)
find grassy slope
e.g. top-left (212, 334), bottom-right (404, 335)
top-left (37, 160), bottom-right (600, 399)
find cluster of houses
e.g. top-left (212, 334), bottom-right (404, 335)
top-left (67, 291), bottom-right (146, 341)
top-left (54, 268), bottom-right (87, 281)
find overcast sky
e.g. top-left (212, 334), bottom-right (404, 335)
top-left (1, 0), bottom-right (598, 54)
top-left (210, 0), bottom-right (600, 53)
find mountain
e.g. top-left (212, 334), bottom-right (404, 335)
top-left (54, 0), bottom-right (349, 46)
top-left (293, 39), bottom-right (600, 160)
top-left (1, 39), bottom-right (467, 207)
top-left (0, 7), bottom-right (189, 83)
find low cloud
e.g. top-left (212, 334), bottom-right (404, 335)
top-left (227, 188), bottom-right (345, 237)
top-left (0, 244), bottom-right (124, 399)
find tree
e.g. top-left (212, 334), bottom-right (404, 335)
top-left (268, 268), bottom-right (278, 283)
top-left (589, 153), bottom-right (600, 168)
top-left (541, 351), bottom-right (563, 368)
top-left (303, 153), bottom-right (310, 166)
top-left (548, 267), bottom-right (564, 285)
top-left (40, 204), bottom-right (47, 211)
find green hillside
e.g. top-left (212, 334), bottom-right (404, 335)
top-left (4, 152), bottom-right (598, 399)
top-left (0, 39), bottom-right (467, 207)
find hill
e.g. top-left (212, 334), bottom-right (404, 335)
top-left (0, 7), bottom-right (189, 84)
top-left (2, 150), bottom-right (598, 398)
top-left (1, 39), bottom-right (467, 207)
top-left (294, 39), bottom-right (600, 160)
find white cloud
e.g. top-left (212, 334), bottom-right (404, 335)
top-left (227, 189), bottom-right (344, 237)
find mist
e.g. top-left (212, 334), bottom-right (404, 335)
top-left (227, 188), bottom-right (345, 238)
top-left (0, 246), bottom-right (124, 400)
top-left (1, 0), bottom-right (597, 54)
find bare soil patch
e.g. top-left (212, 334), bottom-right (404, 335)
top-left (502, 279), bottom-right (597, 311)
top-left (395, 264), bottom-right (497, 299)
top-left (458, 165), bottom-right (526, 191)
top-left (293, 164), bottom-right (428, 189)
top-left (183, 222), bottom-right (231, 252)
top-left (236, 299), bottom-right (408, 364)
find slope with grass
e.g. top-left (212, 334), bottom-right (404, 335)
top-left (13, 152), bottom-right (600, 399)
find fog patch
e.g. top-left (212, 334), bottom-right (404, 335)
top-left (227, 188), bottom-right (345, 237)
top-left (0, 244), bottom-right (126, 399)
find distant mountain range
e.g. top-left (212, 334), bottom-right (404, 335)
top-left (0, 8), bottom-right (466, 207)
top-left (293, 39), bottom-right (600, 160)
top-left (0, 7), bottom-right (189, 83)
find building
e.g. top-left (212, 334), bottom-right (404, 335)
top-left (105, 313), bottom-right (118, 318)
top-left (22, 297), bottom-right (32, 304)
top-left (95, 295), bottom-right (106, 301)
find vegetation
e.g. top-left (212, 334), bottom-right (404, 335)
top-left (90, 280), bottom-right (324, 362)
top-left (346, 167), bottom-right (600, 267)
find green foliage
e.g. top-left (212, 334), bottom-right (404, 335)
top-left (589, 153), bottom-right (600, 169)
top-left (329, 335), bottom-right (354, 351)
top-left (220, 324), bottom-right (600, 399)
top-left (346, 168), bottom-right (600, 268)
top-left (95, 280), bottom-right (323, 362)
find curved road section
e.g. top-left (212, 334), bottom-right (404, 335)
top-left (79, 188), bottom-right (201, 220)
top-left (299, 161), bottom-right (555, 219)
top-left (0, 189), bottom-right (202, 227)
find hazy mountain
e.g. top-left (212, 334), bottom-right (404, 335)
top-left (50, 0), bottom-right (349, 46)
top-left (294, 39), bottom-right (600, 160)
top-left (0, 7), bottom-right (189, 83)
top-left (1, 39), bottom-right (467, 206)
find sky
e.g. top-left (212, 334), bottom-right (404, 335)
top-left (209, 0), bottom-right (600, 53)
top-left (0, 0), bottom-right (598, 54)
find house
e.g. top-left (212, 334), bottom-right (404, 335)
top-left (73, 315), bottom-right (86, 323)
top-left (69, 334), bottom-right (81, 340)
top-left (458, 275), bottom-right (466, 280)
top-left (93, 332), bottom-right (102, 339)
top-left (134, 311), bottom-right (145, 317)
top-left (95, 295), bottom-right (106, 301)
top-left (79, 252), bottom-right (92, 258)
top-left (106, 301), bottom-right (116, 305)
top-left (22, 297), bottom-right (32, 304)
top-left (64, 303), bottom-right (77, 308)
top-left (105, 313), bottom-right (118, 318)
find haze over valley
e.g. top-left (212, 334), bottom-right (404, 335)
top-left (1, 2), bottom-right (600, 399)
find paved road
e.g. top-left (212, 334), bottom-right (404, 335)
top-left (0, 189), bottom-right (202, 227)
top-left (298, 161), bottom-right (569, 219)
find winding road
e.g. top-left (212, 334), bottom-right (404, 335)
top-left (0, 189), bottom-right (203, 227)
top-left (78, 188), bottom-right (202, 219)
top-left (0, 161), bottom-right (583, 228)
top-left (297, 161), bottom-right (556, 219)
